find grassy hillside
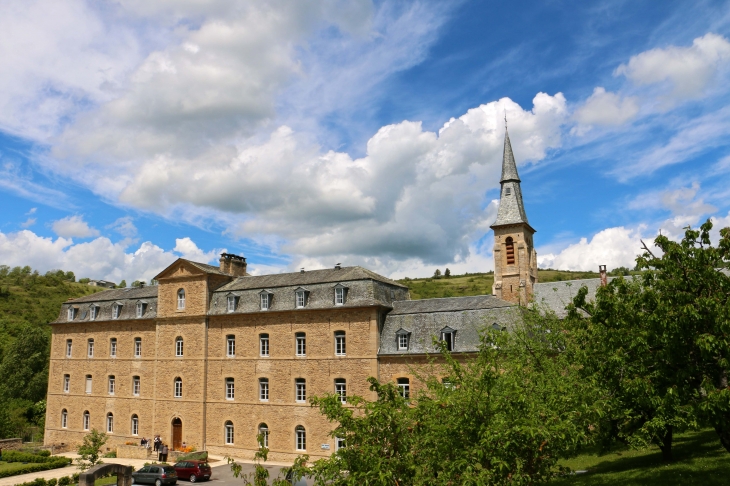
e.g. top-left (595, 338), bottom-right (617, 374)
top-left (0, 265), bottom-right (106, 439)
top-left (398, 269), bottom-right (607, 300)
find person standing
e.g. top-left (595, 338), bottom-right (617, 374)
top-left (161, 444), bottom-right (169, 462)
top-left (154, 436), bottom-right (160, 452)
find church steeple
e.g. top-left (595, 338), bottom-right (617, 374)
top-left (491, 128), bottom-right (538, 305)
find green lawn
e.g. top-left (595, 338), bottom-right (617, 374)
top-left (94, 475), bottom-right (118, 485)
top-left (551, 429), bottom-right (730, 485)
top-left (0, 461), bottom-right (33, 474)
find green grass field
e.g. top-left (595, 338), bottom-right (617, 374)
top-left (552, 429), bottom-right (730, 485)
top-left (398, 269), bottom-right (606, 300)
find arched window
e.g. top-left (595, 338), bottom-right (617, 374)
top-left (177, 289), bottom-right (186, 309)
top-left (397, 378), bottom-right (410, 399)
top-left (131, 414), bottom-right (139, 436)
top-left (174, 377), bottom-right (183, 398)
top-left (175, 337), bottom-right (184, 357)
top-left (295, 425), bottom-right (306, 451)
top-left (61, 409), bottom-right (68, 428)
top-left (225, 421), bottom-right (234, 445)
top-left (83, 411), bottom-right (90, 430)
top-left (106, 412), bottom-right (114, 433)
top-left (505, 237), bottom-right (515, 265)
top-left (258, 423), bottom-right (269, 448)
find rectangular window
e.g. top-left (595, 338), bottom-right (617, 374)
top-left (108, 376), bottom-right (115, 395)
top-left (335, 378), bottom-right (347, 403)
top-left (110, 338), bottom-right (117, 357)
top-left (174, 379), bottom-right (183, 398)
top-left (295, 333), bottom-right (306, 357)
top-left (67, 307), bottom-right (76, 320)
top-left (90, 306), bottom-right (98, 320)
top-left (397, 378), bottom-right (410, 400)
top-left (259, 378), bottom-right (269, 401)
top-left (226, 378), bottom-right (235, 400)
top-left (134, 338), bottom-right (142, 357)
top-left (296, 291), bottom-right (305, 308)
top-left (86, 375), bottom-right (92, 394)
top-left (87, 339), bottom-right (94, 358)
top-left (335, 331), bottom-right (346, 356)
top-left (295, 378), bottom-right (306, 402)
top-left (132, 416), bottom-right (139, 436)
top-left (63, 374), bottom-right (70, 393)
top-left (260, 334), bottom-right (269, 357)
top-left (260, 293), bottom-right (270, 310)
top-left (335, 437), bottom-right (345, 451)
top-left (66, 339), bottom-right (72, 358)
top-left (227, 296), bottom-right (236, 312)
top-left (227, 335), bottom-right (236, 357)
top-left (133, 376), bottom-right (140, 396)
top-left (112, 304), bottom-right (121, 319)
top-left (136, 303), bottom-right (144, 318)
top-left (176, 338), bottom-right (184, 357)
top-left (441, 331), bottom-right (454, 351)
top-left (335, 287), bottom-right (345, 305)
top-left (398, 334), bottom-right (408, 350)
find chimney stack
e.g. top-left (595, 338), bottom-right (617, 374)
top-left (599, 265), bottom-right (607, 287)
top-left (219, 253), bottom-right (248, 277)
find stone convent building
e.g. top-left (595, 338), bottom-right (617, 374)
top-left (44, 130), bottom-right (579, 461)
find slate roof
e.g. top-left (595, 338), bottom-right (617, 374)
top-left (66, 286), bottom-right (159, 303)
top-left (533, 277), bottom-right (613, 318)
top-left (379, 295), bottom-right (519, 355)
top-left (491, 130), bottom-right (531, 229)
top-left (218, 266), bottom-right (407, 292)
top-left (186, 261), bottom-right (229, 276)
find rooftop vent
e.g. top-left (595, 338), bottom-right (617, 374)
top-left (334, 263), bottom-right (341, 269)
top-left (300, 268), bottom-right (305, 273)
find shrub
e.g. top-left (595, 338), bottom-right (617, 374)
top-left (0, 458), bottom-right (70, 479)
top-left (58, 476), bottom-right (71, 486)
top-left (103, 451), bottom-right (117, 458)
top-left (47, 479), bottom-right (58, 486)
top-left (2, 450), bottom-right (55, 463)
top-left (72, 473), bottom-right (80, 483)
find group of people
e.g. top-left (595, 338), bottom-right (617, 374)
top-left (138, 435), bottom-right (170, 462)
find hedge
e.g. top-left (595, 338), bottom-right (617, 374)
top-left (0, 458), bottom-right (72, 479)
top-left (2, 450), bottom-right (60, 463)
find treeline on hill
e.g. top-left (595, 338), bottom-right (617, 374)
top-left (398, 266), bottom-right (636, 300)
top-left (0, 265), bottom-right (104, 440)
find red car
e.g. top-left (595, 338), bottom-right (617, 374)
top-left (172, 461), bottom-right (212, 482)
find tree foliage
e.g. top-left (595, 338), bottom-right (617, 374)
top-left (76, 429), bottom-right (108, 471)
top-left (568, 220), bottom-right (730, 459)
top-left (302, 309), bottom-right (595, 485)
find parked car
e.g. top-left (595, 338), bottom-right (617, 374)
top-left (173, 460), bottom-right (212, 482)
top-left (132, 464), bottom-right (177, 486)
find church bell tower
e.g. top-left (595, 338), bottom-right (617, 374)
top-left (491, 127), bottom-right (538, 304)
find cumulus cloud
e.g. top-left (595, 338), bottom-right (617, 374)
top-left (615, 33), bottom-right (730, 100)
top-left (173, 237), bottom-right (222, 263)
top-left (20, 218), bottom-right (37, 228)
top-left (538, 226), bottom-right (646, 271)
top-left (0, 230), bottom-right (220, 283)
top-left (51, 215), bottom-right (100, 238)
top-left (107, 216), bottom-right (138, 239)
top-left (573, 87), bottom-right (639, 127)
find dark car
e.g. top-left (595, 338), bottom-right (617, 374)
top-left (172, 460), bottom-right (212, 482)
top-left (132, 464), bottom-right (177, 486)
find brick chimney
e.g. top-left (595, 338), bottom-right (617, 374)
top-left (219, 253), bottom-right (247, 277)
top-left (599, 265), bottom-right (607, 287)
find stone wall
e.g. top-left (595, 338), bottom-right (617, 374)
top-left (117, 445), bottom-right (153, 460)
top-left (0, 438), bottom-right (23, 451)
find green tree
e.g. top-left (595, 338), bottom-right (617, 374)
top-left (433, 269), bottom-right (441, 279)
top-left (131, 280), bottom-right (143, 288)
top-left (117, 280), bottom-right (127, 288)
top-left (568, 220), bottom-right (730, 459)
top-left (76, 429), bottom-right (108, 471)
top-left (304, 309), bottom-right (595, 485)
top-left (444, 268), bottom-right (451, 278)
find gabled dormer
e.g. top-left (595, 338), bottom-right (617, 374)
top-left (153, 258), bottom-right (233, 318)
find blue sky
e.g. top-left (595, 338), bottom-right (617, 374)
top-left (1, 0), bottom-right (730, 283)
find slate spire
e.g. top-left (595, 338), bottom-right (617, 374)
top-left (490, 128), bottom-right (532, 229)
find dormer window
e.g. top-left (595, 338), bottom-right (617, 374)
top-left (90, 305), bottom-right (99, 320)
top-left (136, 301), bottom-right (147, 318)
top-left (177, 289), bottom-right (186, 309)
top-left (440, 326), bottom-right (456, 352)
top-left (227, 294), bottom-right (238, 313)
top-left (396, 329), bottom-right (411, 351)
top-left (334, 284), bottom-right (348, 306)
top-left (505, 187), bottom-right (511, 196)
top-left (260, 290), bottom-right (272, 311)
top-left (67, 307), bottom-right (77, 320)
top-left (295, 288), bottom-right (309, 309)
top-left (112, 303), bottom-right (122, 319)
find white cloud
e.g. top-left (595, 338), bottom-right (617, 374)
top-left (20, 218), bottom-right (37, 228)
top-left (173, 237), bottom-right (223, 263)
top-left (26, 208), bottom-right (37, 215)
top-left (538, 226), bottom-right (647, 271)
top-left (615, 33), bottom-right (730, 100)
top-left (573, 87), bottom-right (639, 127)
top-left (51, 215), bottom-right (100, 238)
top-left (107, 216), bottom-right (138, 239)
top-left (0, 229), bottom-right (220, 283)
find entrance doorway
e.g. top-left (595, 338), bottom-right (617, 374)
top-left (172, 418), bottom-right (182, 451)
